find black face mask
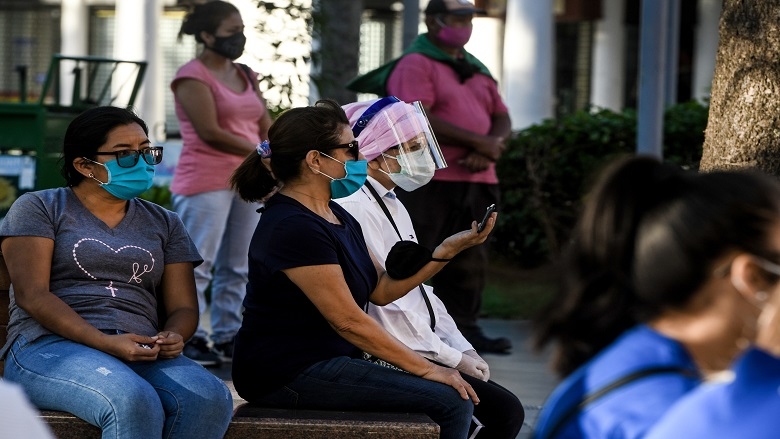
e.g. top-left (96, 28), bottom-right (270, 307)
top-left (207, 32), bottom-right (246, 60)
top-left (384, 241), bottom-right (451, 279)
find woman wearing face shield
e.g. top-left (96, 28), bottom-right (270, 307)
top-left (336, 97), bottom-right (524, 438)
top-left (230, 99), bottom-right (498, 439)
top-left (172, 1), bottom-right (273, 366)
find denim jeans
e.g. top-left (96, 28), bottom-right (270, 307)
top-left (172, 190), bottom-right (260, 344)
top-left (250, 356), bottom-right (474, 439)
top-left (4, 334), bottom-right (233, 439)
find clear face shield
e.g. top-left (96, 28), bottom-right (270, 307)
top-left (376, 101), bottom-right (447, 178)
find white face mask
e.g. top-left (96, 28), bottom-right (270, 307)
top-left (382, 148), bottom-right (436, 191)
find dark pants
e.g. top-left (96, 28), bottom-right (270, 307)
top-left (397, 181), bottom-right (500, 329)
top-left (247, 356), bottom-right (474, 439)
top-left (464, 373), bottom-right (525, 439)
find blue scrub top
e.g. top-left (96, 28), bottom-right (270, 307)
top-left (533, 325), bottom-right (701, 439)
top-left (645, 347), bottom-right (780, 439)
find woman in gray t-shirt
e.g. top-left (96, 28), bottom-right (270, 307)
top-left (0, 106), bottom-right (233, 439)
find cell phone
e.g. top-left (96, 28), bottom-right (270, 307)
top-left (477, 204), bottom-right (497, 233)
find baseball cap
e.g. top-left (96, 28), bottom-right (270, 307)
top-left (424, 0), bottom-right (487, 15)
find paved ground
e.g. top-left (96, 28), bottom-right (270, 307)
top-left (207, 318), bottom-right (559, 439)
top-left (478, 319), bottom-right (558, 439)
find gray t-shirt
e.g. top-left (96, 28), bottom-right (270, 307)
top-left (0, 187), bottom-right (202, 358)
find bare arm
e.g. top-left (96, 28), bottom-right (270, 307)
top-left (1, 237), bottom-right (158, 361)
top-left (174, 78), bottom-right (257, 156)
top-left (283, 264), bottom-right (479, 402)
top-left (425, 108), bottom-right (509, 162)
top-left (154, 262), bottom-right (199, 358)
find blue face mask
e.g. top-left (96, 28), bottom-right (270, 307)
top-left (89, 158), bottom-right (155, 200)
top-left (317, 153), bottom-right (368, 199)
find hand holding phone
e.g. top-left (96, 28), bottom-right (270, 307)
top-left (477, 204), bottom-right (497, 233)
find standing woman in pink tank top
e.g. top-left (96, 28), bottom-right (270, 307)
top-left (171, 0), bottom-right (272, 367)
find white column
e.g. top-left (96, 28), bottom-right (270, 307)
top-left (60, 0), bottom-right (89, 106)
top-left (113, 0), bottom-right (145, 112)
top-left (466, 18), bottom-right (504, 86)
top-left (142, 0), bottom-right (166, 143)
top-left (502, 1), bottom-right (554, 130)
top-left (590, 0), bottom-right (625, 111)
top-left (693, 0), bottom-right (721, 102)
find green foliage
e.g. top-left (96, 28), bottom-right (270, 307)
top-left (139, 185), bottom-right (172, 210)
top-left (252, 0), bottom-right (315, 114)
top-left (494, 101), bottom-right (709, 267)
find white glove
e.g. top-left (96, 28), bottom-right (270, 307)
top-left (463, 349), bottom-right (490, 381)
top-left (455, 349), bottom-right (490, 381)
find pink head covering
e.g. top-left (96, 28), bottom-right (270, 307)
top-left (342, 98), bottom-right (428, 161)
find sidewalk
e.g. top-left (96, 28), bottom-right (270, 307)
top-left (207, 318), bottom-right (558, 439)
top-left (478, 319), bottom-right (558, 439)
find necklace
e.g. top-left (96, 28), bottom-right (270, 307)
top-left (281, 187), bottom-right (341, 224)
top-left (282, 187), bottom-right (330, 203)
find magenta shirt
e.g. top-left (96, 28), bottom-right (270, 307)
top-left (170, 59), bottom-right (266, 196)
top-left (387, 53), bottom-right (508, 184)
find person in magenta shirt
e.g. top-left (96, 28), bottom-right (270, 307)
top-left (348, 0), bottom-right (513, 353)
top-left (171, 1), bottom-right (272, 367)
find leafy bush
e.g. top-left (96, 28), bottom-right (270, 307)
top-left (494, 101), bottom-right (708, 267)
top-left (140, 185), bottom-right (172, 210)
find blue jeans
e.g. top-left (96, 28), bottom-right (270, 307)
top-left (172, 190), bottom-right (260, 344)
top-left (249, 356), bottom-right (474, 439)
top-left (4, 334), bottom-right (233, 439)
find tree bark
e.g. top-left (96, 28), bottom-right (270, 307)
top-left (700, 0), bottom-right (780, 173)
top-left (316, 0), bottom-right (363, 104)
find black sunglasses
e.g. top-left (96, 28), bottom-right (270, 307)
top-left (93, 147), bottom-right (164, 168)
top-left (324, 140), bottom-right (359, 160)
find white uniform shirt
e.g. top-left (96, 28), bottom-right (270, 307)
top-left (337, 176), bottom-right (473, 367)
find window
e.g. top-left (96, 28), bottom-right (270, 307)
top-left (89, 6), bottom-right (196, 136)
top-left (0, 5), bottom-right (60, 103)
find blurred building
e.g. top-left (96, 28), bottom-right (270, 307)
top-left (0, 0), bottom-right (722, 139)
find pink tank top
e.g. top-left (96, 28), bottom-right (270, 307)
top-left (170, 59), bottom-right (266, 196)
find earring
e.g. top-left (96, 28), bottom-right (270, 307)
top-left (88, 173), bottom-right (94, 178)
top-left (756, 291), bottom-right (769, 302)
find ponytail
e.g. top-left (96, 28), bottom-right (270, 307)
top-left (231, 153), bottom-right (277, 203)
top-left (534, 156), bottom-right (672, 376)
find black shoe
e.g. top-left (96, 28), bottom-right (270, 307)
top-left (213, 339), bottom-right (234, 363)
top-left (463, 328), bottom-right (512, 354)
top-left (183, 337), bottom-right (222, 367)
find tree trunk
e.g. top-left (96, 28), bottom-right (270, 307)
top-left (700, 0), bottom-right (780, 173)
top-left (316, 0), bottom-right (363, 104)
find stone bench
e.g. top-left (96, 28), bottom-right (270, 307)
top-left (0, 255), bottom-right (439, 438)
top-left (35, 406), bottom-right (439, 439)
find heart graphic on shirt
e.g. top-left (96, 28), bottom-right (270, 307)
top-left (72, 238), bottom-right (155, 286)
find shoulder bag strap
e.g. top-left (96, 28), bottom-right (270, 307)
top-left (236, 63), bottom-right (258, 93)
top-left (540, 366), bottom-right (698, 439)
top-left (363, 182), bottom-right (436, 331)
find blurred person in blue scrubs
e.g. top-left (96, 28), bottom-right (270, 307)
top-left (645, 265), bottom-right (780, 439)
top-left (531, 156), bottom-right (780, 439)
